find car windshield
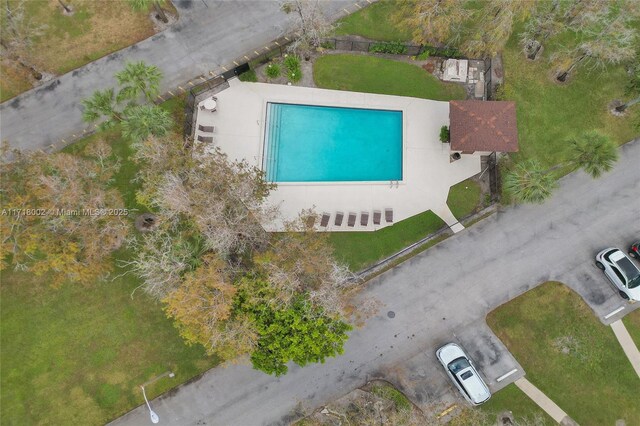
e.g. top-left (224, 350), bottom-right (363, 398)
top-left (617, 257), bottom-right (640, 283)
top-left (448, 357), bottom-right (471, 374)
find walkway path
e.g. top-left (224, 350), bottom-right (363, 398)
top-left (611, 319), bottom-right (640, 378)
top-left (515, 378), bottom-right (578, 425)
top-left (110, 140), bottom-right (639, 425)
top-left (0, 0), bottom-right (352, 153)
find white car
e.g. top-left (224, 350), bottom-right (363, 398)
top-left (436, 343), bottom-right (491, 406)
top-left (596, 248), bottom-right (640, 301)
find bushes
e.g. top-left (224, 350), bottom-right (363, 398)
top-left (440, 125), bottom-right (450, 143)
top-left (265, 63), bottom-right (281, 79)
top-left (284, 54), bottom-right (302, 82)
top-left (369, 41), bottom-right (407, 54)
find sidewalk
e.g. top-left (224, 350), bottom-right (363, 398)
top-left (610, 319), bottom-right (640, 378)
top-left (515, 378), bottom-right (579, 425)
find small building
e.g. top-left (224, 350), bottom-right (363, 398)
top-left (449, 100), bottom-right (518, 155)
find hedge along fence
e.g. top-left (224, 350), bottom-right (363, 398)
top-left (321, 37), bottom-right (464, 59)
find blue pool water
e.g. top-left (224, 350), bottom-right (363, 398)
top-left (263, 103), bottom-right (403, 182)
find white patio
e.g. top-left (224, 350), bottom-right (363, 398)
top-left (194, 78), bottom-right (481, 232)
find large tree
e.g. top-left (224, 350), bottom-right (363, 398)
top-left (1, 143), bottom-right (129, 287)
top-left (396, 0), bottom-right (470, 47)
top-left (567, 131), bottom-right (618, 178)
top-left (615, 62), bottom-right (640, 113)
top-left (115, 61), bottom-right (163, 102)
top-left (503, 159), bottom-right (558, 204)
top-left (0, 0), bottom-right (47, 80)
top-left (121, 104), bottom-right (172, 142)
top-left (281, 0), bottom-right (334, 58)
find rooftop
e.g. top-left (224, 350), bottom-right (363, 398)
top-left (449, 100), bottom-right (518, 153)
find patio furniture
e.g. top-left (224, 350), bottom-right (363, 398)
top-left (334, 211), bottom-right (344, 226)
top-left (347, 212), bottom-right (356, 227)
top-left (360, 211), bottom-right (369, 226)
top-left (198, 125), bottom-right (215, 133)
top-left (385, 208), bottom-right (394, 223)
top-left (203, 98), bottom-right (217, 111)
top-left (197, 135), bottom-right (213, 143)
top-left (319, 212), bottom-right (330, 228)
top-left (373, 210), bottom-right (381, 225)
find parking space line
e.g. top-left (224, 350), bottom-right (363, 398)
top-left (496, 368), bottom-right (518, 382)
top-left (604, 306), bottom-right (625, 319)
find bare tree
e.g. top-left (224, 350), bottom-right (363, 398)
top-left (0, 0), bottom-right (47, 80)
top-left (396, 0), bottom-right (470, 48)
top-left (282, 0), bottom-right (334, 59)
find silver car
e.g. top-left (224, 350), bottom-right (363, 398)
top-left (595, 247), bottom-right (640, 301)
top-left (436, 343), bottom-right (491, 405)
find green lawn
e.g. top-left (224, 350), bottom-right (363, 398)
top-left (334, 1), bottom-right (412, 42)
top-left (622, 309), bottom-right (640, 348)
top-left (330, 211), bottom-right (445, 271)
top-left (478, 383), bottom-right (554, 425)
top-left (446, 179), bottom-right (482, 220)
top-left (0, 96), bottom-right (219, 425)
top-left (487, 282), bottom-right (640, 425)
top-left (500, 26), bottom-right (638, 170)
top-left (313, 54), bottom-right (466, 101)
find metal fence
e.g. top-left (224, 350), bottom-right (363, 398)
top-left (184, 76), bottom-right (228, 138)
top-left (483, 57), bottom-right (493, 101)
top-left (321, 37), bottom-right (464, 58)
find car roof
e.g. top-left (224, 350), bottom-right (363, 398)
top-left (455, 367), bottom-right (491, 404)
top-left (615, 256), bottom-right (640, 279)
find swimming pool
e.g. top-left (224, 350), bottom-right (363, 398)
top-left (263, 103), bottom-right (403, 182)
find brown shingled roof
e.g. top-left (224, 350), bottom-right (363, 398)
top-left (449, 100), bottom-right (518, 152)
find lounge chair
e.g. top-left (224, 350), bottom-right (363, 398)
top-left (319, 212), bottom-right (330, 228)
top-left (347, 212), bottom-right (356, 227)
top-left (385, 208), bottom-right (394, 223)
top-left (197, 135), bottom-right (213, 143)
top-left (373, 210), bottom-right (381, 225)
top-left (334, 211), bottom-right (344, 226)
top-left (360, 211), bottom-right (369, 226)
top-left (198, 125), bottom-right (215, 133)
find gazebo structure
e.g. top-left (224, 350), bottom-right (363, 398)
top-left (449, 100), bottom-right (519, 155)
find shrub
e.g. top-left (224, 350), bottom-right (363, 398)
top-left (369, 41), bottom-right (407, 55)
top-left (288, 69), bottom-right (302, 82)
top-left (439, 125), bottom-right (450, 143)
top-left (265, 63), bottom-right (281, 79)
top-left (320, 40), bottom-right (334, 49)
top-left (238, 69), bottom-right (257, 82)
top-left (283, 54), bottom-right (301, 72)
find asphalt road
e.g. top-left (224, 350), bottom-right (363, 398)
top-left (109, 140), bottom-right (640, 426)
top-left (0, 0), bottom-right (351, 152)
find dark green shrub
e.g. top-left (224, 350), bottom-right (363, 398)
top-left (288, 69), bottom-right (302, 82)
top-left (283, 54), bottom-right (301, 72)
top-left (369, 41), bottom-right (407, 55)
top-left (238, 69), bottom-right (257, 82)
top-left (320, 40), bottom-right (334, 49)
top-left (265, 63), bottom-right (281, 79)
top-left (439, 125), bottom-right (450, 143)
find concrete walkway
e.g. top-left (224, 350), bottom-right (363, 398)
top-left (0, 0), bottom-right (352, 152)
top-left (515, 378), bottom-right (578, 425)
top-left (611, 319), bottom-right (640, 378)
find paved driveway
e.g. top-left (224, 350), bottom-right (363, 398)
top-left (109, 138), bottom-right (640, 426)
top-left (0, 0), bottom-right (351, 152)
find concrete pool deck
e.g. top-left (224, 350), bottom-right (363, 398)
top-left (195, 78), bottom-right (481, 232)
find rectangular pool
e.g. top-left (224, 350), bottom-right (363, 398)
top-left (263, 103), bottom-right (403, 182)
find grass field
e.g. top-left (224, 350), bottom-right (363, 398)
top-left (622, 309), bottom-right (640, 348)
top-left (334, 1), bottom-right (412, 42)
top-left (446, 179), bottom-right (482, 220)
top-left (329, 211), bottom-right (445, 271)
top-left (0, 96), bottom-right (218, 425)
top-left (314, 54), bottom-right (466, 101)
top-left (1, 0), bottom-right (174, 102)
top-left (487, 282), bottom-right (640, 425)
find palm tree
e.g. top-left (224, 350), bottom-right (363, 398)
top-left (503, 159), bottom-right (558, 204)
top-left (115, 61), bottom-right (163, 102)
top-left (567, 131), bottom-right (619, 178)
top-left (615, 63), bottom-right (640, 113)
top-left (128, 0), bottom-right (168, 24)
top-left (122, 105), bottom-right (172, 142)
top-left (81, 88), bottom-right (125, 130)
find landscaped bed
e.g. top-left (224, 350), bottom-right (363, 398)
top-left (487, 281), bottom-right (640, 425)
top-left (0, 0), bottom-right (175, 102)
